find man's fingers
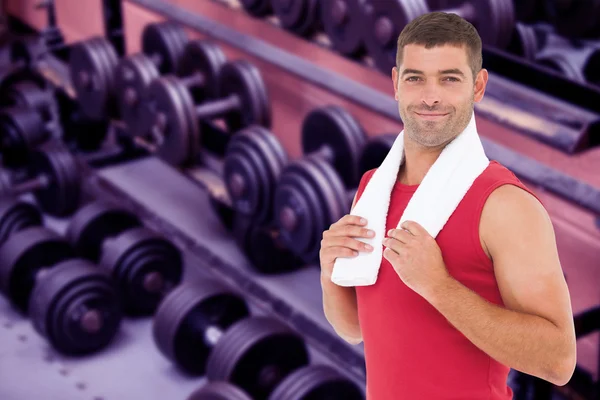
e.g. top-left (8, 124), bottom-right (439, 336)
top-left (330, 214), bottom-right (367, 229)
top-left (322, 236), bottom-right (374, 252)
top-left (322, 246), bottom-right (360, 260)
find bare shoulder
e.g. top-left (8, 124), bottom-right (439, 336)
top-left (479, 183), bottom-right (551, 261)
top-left (479, 184), bottom-right (573, 332)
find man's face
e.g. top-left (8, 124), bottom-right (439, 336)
top-left (392, 44), bottom-right (488, 149)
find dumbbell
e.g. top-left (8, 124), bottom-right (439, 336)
top-left (361, 0), bottom-right (516, 73)
top-left (153, 278), bottom-right (310, 400)
top-left (506, 23), bottom-right (550, 61)
top-left (230, 211), bottom-right (305, 274)
top-left (114, 21), bottom-right (190, 134)
top-left (0, 226), bottom-right (122, 355)
top-left (0, 68), bottom-right (62, 167)
top-left (223, 125), bottom-right (289, 225)
top-left (187, 365), bottom-right (364, 400)
top-left (543, 0), bottom-right (600, 40)
top-left (135, 45), bottom-right (271, 166)
top-left (69, 36), bottom-right (120, 120)
top-left (320, 0), bottom-right (367, 57)
top-left (271, 105), bottom-right (372, 263)
top-left (65, 201), bottom-right (183, 316)
top-left (0, 143), bottom-right (80, 216)
top-left (238, 0), bottom-right (273, 17)
top-left (535, 40), bottom-right (600, 85)
top-left (0, 196), bottom-right (43, 245)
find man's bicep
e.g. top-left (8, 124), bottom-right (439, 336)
top-left (482, 185), bottom-right (574, 331)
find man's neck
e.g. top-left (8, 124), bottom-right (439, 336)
top-left (397, 139), bottom-right (445, 185)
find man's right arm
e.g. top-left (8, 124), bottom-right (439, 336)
top-left (321, 192), bottom-right (362, 345)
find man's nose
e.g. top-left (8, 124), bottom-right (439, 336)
top-left (420, 83), bottom-right (441, 107)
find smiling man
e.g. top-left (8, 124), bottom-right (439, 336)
top-left (319, 12), bottom-right (576, 400)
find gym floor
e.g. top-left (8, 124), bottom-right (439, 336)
top-left (2, 1), bottom-right (600, 399)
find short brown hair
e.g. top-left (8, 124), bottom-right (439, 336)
top-left (396, 12), bottom-right (482, 81)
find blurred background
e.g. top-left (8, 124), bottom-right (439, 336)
top-left (0, 0), bottom-right (598, 399)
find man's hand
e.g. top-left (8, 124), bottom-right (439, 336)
top-left (383, 220), bottom-right (451, 299)
top-left (319, 214), bottom-right (375, 280)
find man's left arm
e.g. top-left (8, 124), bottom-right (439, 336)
top-left (425, 184), bottom-right (577, 387)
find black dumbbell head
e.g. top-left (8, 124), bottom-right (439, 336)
top-left (268, 365), bottom-right (364, 400)
top-left (28, 258), bottom-right (122, 355)
top-left (69, 37), bottom-right (119, 120)
top-left (0, 197), bottom-right (42, 245)
top-left (359, 133), bottom-right (397, 176)
top-left (302, 105), bottom-right (367, 188)
top-left (140, 76), bottom-right (200, 166)
top-left (28, 145), bottom-right (81, 217)
top-left (115, 54), bottom-right (161, 136)
top-left (66, 200), bottom-right (142, 262)
top-left (153, 279), bottom-right (250, 375)
top-left (99, 226), bottom-right (183, 316)
top-left (274, 157), bottom-right (347, 263)
top-left (0, 226), bottom-right (74, 313)
top-left (231, 212), bottom-right (303, 274)
top-left (177, 40), bottom-right (227, 101)
top-left (270, 0), bottom-right (319, 36)
top-left (0, 108), bottom-right (46, 167)
top-left (206, 316), bottom-right (309, 399)
top-left (238, 0), bottom-right (272, 17)
top-left (188, 381), bottom-right (252, 400)
top-left (142, 21), bottom-right (189, 74)
top-left (218, 60), bottom-right (271, 132)
top-left (320, 0), bottom-right (365, 56)
top-left (0, 68), bottom-right (47, 106)
top-left (223, 126), bottom-right (289, 224)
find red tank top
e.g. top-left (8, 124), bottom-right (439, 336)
top-left (353, 160), bottom-right (544, 400)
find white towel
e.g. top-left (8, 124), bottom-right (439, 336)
top-left (330, 112), bottom-right (490, 287)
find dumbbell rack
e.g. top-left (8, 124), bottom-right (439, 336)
top-left (0, 12), bottom-right (369, 400)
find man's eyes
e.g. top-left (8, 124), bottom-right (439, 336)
top-left (405, 76), bottom-right (460, 81)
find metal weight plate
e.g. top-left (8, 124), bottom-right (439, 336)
top-left (206, 316), bottom-right (310, 400)
top-left (218, 60), bottom-right (271, 132)
top-left (0, 227), bottom-right (74, 313)
top-left (69, 37), bottom-right (117, 120)
top-left (0, 68), bottom-right (47, 107)
top-left (0, 198), bottom-right (42, 246)
top-left (0, 108), bottom-right (46, 167)
top-left (2, 81), bottom-right (51, 113)
top-left (359, 133), bottom-right (397, 176)
top-left (363, 0), bottom-right (427, 73)
top-left (273, 158), bottom-right (346, 263)
top-left (239, 0), bottom-right (273, 16)
top-left (142, 22), bottom-right (188, 74)
top-left (506, 23), bottom-right (539, 61)
top-left (320, 0), bottom-right (365, 56)
top-left (0, 171), bottom-right (12, 196)
top-left (301, 105), bottom-right (367, 188)
top-left (28, 259), bottom-right (122, 355)
top-left (115, 55), bottom-right (160, 135)
top-left (141, 76), bottom-right (198, 165)
top-left (232, 213), bottom-right (304, 274)
top-left (152, 280), bottom-right (250, 375)
top-left (271, 0), bottom-right (320, 36)
top-left (470, 0), bottom-right (514, 49)
top-left (28, 147), bottom-right (81, 217)
top-left (544, 0), bottom-right (600, 39)
top-left (178, 40), bottom-right (227, 101)
top-left (66, 201), bottom-right (142, 262)
top-left (188, 382), bottom-right (252, 400)
top-left (223, 126), bottom-right (289, 224)
top-left (99, 227), bottom-right (183, 316)
top-left (268, 365), bottom-right (364, 400)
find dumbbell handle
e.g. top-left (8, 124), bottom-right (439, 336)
top-left (195, 94), bottom-right (241, 122)
top-left (311, 145), bottom-right (335, 165)
top-left (181, 73), bottom-right (206, 88)
top-left (149, 52), bottom-right (163, 68)
top-left (6, 174), bottom-right (50, 196)
top-left (133, 125), bottom-right (165, 153)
